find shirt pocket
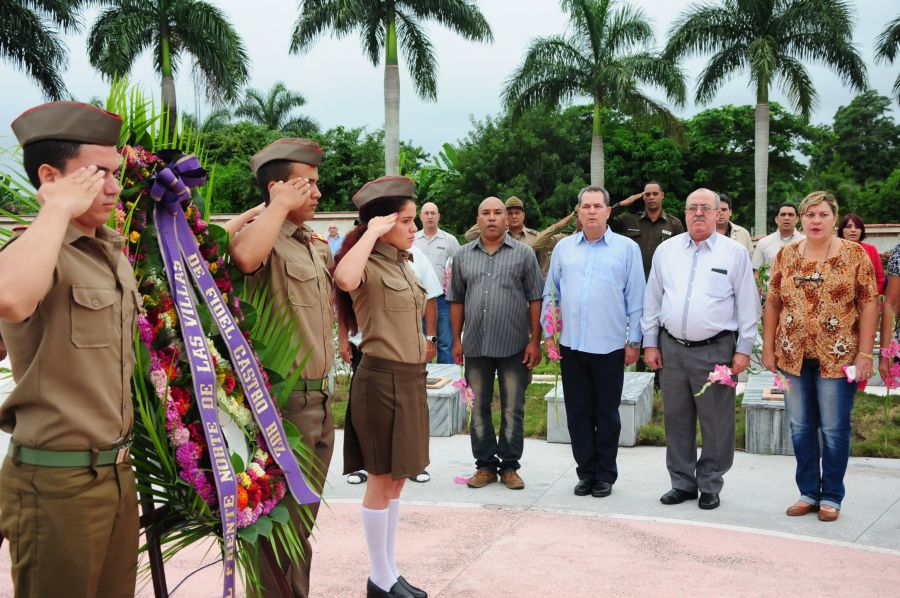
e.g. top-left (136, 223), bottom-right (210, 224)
top-left (285, 261), bottom-right (319, 307)
top-left (382, 275), bottom-right (414, 312)
top-left (706, 271), bottom-right (733, 299)
top-left (71, 285), bottom-right (117, 348)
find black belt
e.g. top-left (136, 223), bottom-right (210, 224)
top-left (663, 329), bottom-right (735, 348)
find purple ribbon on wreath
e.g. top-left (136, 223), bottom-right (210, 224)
top-left (150, 154), bottom-right (318, 598)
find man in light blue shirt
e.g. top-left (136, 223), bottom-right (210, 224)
top-left (542, 186), bottom-right (645, 498)
top-left (326, 224), bottom-right (344, 256)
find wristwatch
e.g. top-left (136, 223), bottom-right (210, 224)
top-left (627, 341), bottom-right (641, 349)
top-left (425, 336), bottom-right (438, 344)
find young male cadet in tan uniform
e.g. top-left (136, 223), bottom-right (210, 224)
top-left (0, 102), bottom-right (141, 597)
top-left (229, 138), bottom-right (333, 597)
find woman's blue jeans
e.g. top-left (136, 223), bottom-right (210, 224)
top-left (781, 359), bottom-right (856, 509)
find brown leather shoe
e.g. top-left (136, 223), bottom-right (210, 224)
top-left (818, 505), bottom-right (839, 522)
top-left (466, 469), bottom-right (498, 488)
top-left (786, 501), bottom-right (818, 516)
top-left (500, 470), bottom-right (525, 490)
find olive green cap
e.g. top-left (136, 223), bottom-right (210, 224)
top-left (250, 138), bottom-right (323, 176)
top-left (505, 196), bottom-right (525, 210)
top-left (352, 176), bottom-right (415, 209)
top-left (11, 101), bottom-right (122, 146)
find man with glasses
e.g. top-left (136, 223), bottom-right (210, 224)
top-left (641, 189), bottom-right (760, 511)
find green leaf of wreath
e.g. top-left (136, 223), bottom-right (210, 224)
top-left (282, 420), bottom-right (303, 452)
top-left (254, 516), bottom-right (273, 539)
top-left (268, 503), bottom-right (290, 524)
top-left (237, 523), bottom-right (259, 543)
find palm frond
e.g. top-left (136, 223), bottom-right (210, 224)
top-left (396, 11), bottom-right (438, 100)
top-left (0, 0), bottom-right (70, 98)
top-left (86, 3), bottom-right (154, 78)
top-left (775, 55), bottom-right (817, 118)
top-left (875, 14), bottom-right (900, 62)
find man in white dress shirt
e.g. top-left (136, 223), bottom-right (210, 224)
top-left (752, 202), bottom-right (804, 274)
top-left (641, 189), bottom-right (760, 510)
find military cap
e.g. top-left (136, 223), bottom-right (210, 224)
top-left (250, 138), bottom-right (322, 176)
top-left (11, 101), bottom-right (122, 146)
top-left (505, 196), bottom-right (525, 210)
top-left (352, 176), bottom-right (415, 209)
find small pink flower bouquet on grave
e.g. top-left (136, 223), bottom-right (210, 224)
top-left (452, 364), bottom-right (475, 428)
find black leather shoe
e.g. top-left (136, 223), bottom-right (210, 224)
top-left (574, 479), bottom-right (593, 496)
top-left (698, 492), bottom-right (720, 510)
top-left (592, 481), bottom-right (612, 498)
top-left (367, 578), bottom-right (416, 597)
top-left (398, 576), bottom-right (427, 598)
top-left (659, 488), bottom-right (698, 505)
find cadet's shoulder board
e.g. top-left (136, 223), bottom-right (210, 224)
top-left (312, 231), bottom-right (328, 243)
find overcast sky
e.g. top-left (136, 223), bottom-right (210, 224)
top-left (1, 0), bottom-right (897, 157)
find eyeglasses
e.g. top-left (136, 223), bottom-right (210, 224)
top-left (686, 204), bottom-right (714, 213)
top-left (793, 271), bottom-right (824, 288)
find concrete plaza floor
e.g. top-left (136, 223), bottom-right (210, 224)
top-left (0, 360), bottom-right (898, 596)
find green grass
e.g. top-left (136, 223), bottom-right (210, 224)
top-left (330, 374), bottom-right (899, 458)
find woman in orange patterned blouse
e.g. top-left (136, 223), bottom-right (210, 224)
top-left (762, 191), bottom-right (878, 523)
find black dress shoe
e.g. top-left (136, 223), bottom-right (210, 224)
top-left (659, 488), bottom-right (698, 505)
top-left (574, 479), bottom-right (593, 496)
top-left (398, 576), bottom-right (427, 598)
top-left (367, 578), bottom-right (416, 597)
top-left (592, 481), bottom-right (612, 498)
top-left (698, 492), bottom-right (720, 510)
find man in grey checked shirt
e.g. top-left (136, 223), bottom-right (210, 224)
top-left (448, 197), bottom-right (543, 491)
top-left (641, 188), bottom-right (760, 511)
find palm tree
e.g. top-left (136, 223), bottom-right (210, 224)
top-left (666, 0), bottom-right (867, 235)
top-left (875, 15), bottom-right (900, 106)
top-left (234, 82), bottom-right (320, 134)
top-left (86, 0), bottom-right (250, 126)
top-left (503, 0), bottom-right (686, 188)
top-left (290, 0), bottom-right (493, 175)
top-left (1, 1), bottom-right (87, 99)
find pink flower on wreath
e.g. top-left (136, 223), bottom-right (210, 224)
top-left (707, 364), bottom-right (737, 388)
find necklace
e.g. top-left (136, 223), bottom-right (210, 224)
top-left (794, 238), bottom-right (838, 288)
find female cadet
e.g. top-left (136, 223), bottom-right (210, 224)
top-left (333, 177), bottom-right (431, 598)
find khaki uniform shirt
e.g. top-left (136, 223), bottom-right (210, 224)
top-left (724, 221), bottom-right (754, 257)
top-left (610, 208), bottom-right (685, 277)
top-left (352, 240), bottom-right (427, 363)
top-left (0, 224), bottom-right (140, 450)
top-left (248, 220), bottom-right (335, 380)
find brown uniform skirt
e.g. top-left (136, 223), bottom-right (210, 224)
top-left (343, 355), bottom-right (430, 480)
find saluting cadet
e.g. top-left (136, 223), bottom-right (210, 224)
top-left (229, 138), bottom-right (334, 597)
top-left (334, 176), bottom-right (431, 598)
top-left (0, 102), bottom-right (141, 597)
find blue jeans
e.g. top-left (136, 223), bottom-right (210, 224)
top-left (781, 359), bottom-right (856, 509)
top-left (465, 352), bottom-right (528, 472)
top-left (422, 295), bottom-right (453, 364)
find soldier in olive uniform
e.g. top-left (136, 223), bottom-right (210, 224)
top-left (229, 139), bottom-right (333, 597)
top-left (0, 102), bottom-right (140, 597)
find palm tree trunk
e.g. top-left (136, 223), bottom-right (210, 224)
top-left (160, 30), bottom-right (178, 136)
top-left (590, 99), bottom-right (604, 187)
top-left (753, 88), bottom-right (769, 236)
top-left (383, 18), bottom-right (400, 176)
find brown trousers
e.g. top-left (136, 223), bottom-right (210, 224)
top-left (0, 457), bottom-right (138, 598)
top-left (257, 388), bottom-right (334, 598)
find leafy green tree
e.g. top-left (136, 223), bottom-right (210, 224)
top-left (289, 0), bottom-right (493, 176)
top-left (875, 14), bottom-right (900, 105)
top-left (503, 0), bottom-right (685, 187)
top-left (683, 104), bottom-right (814, 230)
top-left (234, 82), bottom-right (320, 134)
top-left (202, 122), bottom-right (427, 213)
top-left (665, 0), bottom-right (868, 235)
top-left (1, 1), bottom-right (86, 99)
top-left (87, 0), bottom-right (250, 124)
top-left (826, 91), bottom-right (900, 184)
